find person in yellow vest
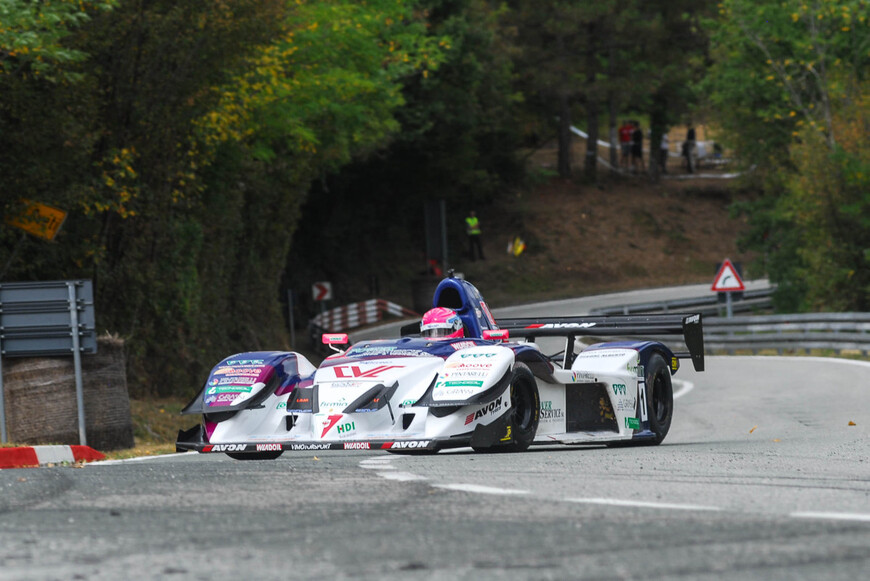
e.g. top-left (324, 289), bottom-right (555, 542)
top-left (465, 210), bottom-right (484, 261)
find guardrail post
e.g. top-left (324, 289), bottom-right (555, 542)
top-left (68, 282), bottom-right (87, 446)
top-left (0, 348), bottom-right (6, 443)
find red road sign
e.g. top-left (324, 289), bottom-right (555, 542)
top-left (711, 259), bottom-right (745, 292)
top-left (312, 281), bottom-right (333, 301)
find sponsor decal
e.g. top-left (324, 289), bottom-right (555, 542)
top-left (571, 371), bottom-right (597, 383)
top-left (381, 440), bottom-right (431, 450)
top-left (626, 363), bottom-right (644, 377)
top-left (540, 400), bottom-right (565, 421)
top-left (437, 380), bottom-right (484, 388)
top-left (207, 384), bottom-right (255, 395)
top-left (290, 444), bottom-right (332, 450)
top-left (434, 387), bottom-right (475, 398)
top-left (348, 347), bottom-right (431, 358)
top-left (444, 362), bottom-right (493, 370)
top-left (441, 370), bottom-right (489, 379)
top-left (320, 400), bottom-right (349, 410)
top-left (616, 397), bottom-right (637, 412)
top-left (527, 322), bottom-right (596, 330)
top-left (450, 341), bottom-right (477, 351)
top-left (336, 422), bottom-right (356, 435)
top-left (625, 417), bottom-right (641, 430)
top-left (685, 314), bottom-right (700, 324)
top-left (328, 381), bottom-right (364, 389)
top-left (277, 402), bottom-right (287, 409)
top-left (460, 352), bottom-right (497, 359)
top-left (223, 359), bottom-right (265, 366)
top-left (612, 383), bottom-right (627, 395)
top-left (332, 365), bottom-right (403, 379)
top-left (213, 368), bottom-right (261, 377)
top-left (320, 415), bottom-right (343, 438)
top-left (205, 444), bottom-right (247, 452)
top-left (400, 399), bottom-right (418, 406)
top-left (500, 425), bottom-right (512, 442)
top-left (256, 443), bottom-right (282, 452)
top-left (464, 396), bottom-right (504, 425)
top-left (343, 442), bottom-right (371, 450)
top-left (210, 376), bottom-right (258, 386)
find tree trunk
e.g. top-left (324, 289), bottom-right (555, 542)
top-left (557, 92), bottom-right (572, 178)
top-left (648, 94), bottom-right (668, 182)
top-left (585, 96), bottom-right (599, 182)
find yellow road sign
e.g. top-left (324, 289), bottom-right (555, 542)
top-left (6, 200), bottom-right (67, 241)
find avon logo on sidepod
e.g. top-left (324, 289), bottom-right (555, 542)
top-left (332, 365), bottom-right (402, 379)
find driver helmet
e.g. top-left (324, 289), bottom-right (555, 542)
top-left (420, 307), bottom-right (464, 340)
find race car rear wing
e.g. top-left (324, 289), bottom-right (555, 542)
top-left (495, 313), bottom-right (705, 372)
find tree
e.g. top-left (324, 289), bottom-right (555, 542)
top-left (704, 0), bottom-right (869, 311)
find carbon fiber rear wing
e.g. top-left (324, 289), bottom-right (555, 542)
top-left (495, 313), bottom-right (705, 371)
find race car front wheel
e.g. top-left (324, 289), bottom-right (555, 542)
top-left (475, 362), bottom-right (540, 452)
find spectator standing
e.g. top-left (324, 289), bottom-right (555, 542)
top-left (630, 121), bottom-right (644, 173)
top-left (618, 120), bottom-right (633, 168)
top-left (465, 210), bottom-right (484, 261)
top-left (683, 124), bottom-right (696, 173)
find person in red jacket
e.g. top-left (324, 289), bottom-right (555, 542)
top-left (618, 120), bottom-right (633, 168)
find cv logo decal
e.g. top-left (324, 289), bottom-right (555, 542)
top-left (332, 365), bottom-right (402, 379)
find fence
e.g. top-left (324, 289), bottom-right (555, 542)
top-left (310, 299), bottom-right (418, 332)
top-left (590, 287), bottom-right (774, 317)
top-left (703, 313), bottom-right (870, 356)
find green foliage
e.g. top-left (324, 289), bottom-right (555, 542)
top-left (284, 0), bottom-right (523, 303)
top-left (0, 0), bottom-right (117, 81)
top-left (706, 0), bottom-right (869, 311)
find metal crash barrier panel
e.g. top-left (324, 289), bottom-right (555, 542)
top-left (0, 280), bottom-right (96, 444)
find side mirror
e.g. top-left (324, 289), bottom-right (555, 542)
top-left (482, 329), bottom-right (509, 342)
top-left (322, 333), bottom-right (349, 353)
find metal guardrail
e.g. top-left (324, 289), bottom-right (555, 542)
top-left (0, 280), bottom-right (97, 444)
top-left (590, 288), bottom-right (774, 317)
top-left (704, 313), bottom-right (870, 356)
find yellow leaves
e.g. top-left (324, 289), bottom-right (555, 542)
top-left (791, 13), bottom-right (799, 22)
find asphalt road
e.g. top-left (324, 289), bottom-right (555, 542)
top-left (1, 281), bottom-right (868, 581)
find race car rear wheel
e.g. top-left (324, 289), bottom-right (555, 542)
top-left (475, 362), bottom-right (540, 452)
top-left (645, 353), bottom-right (673, 444)
top-left (226, 451), bottom-right (283, 460)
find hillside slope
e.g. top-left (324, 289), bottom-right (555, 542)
top-left (448, 172), bottom-right (755, 309)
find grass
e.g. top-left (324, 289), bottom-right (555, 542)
top-left (107, 397), bottom-right (193, 459)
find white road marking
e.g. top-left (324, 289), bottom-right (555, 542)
top-left (790, 512), bottom-right (870, 523)
top-left (672, 379), bottom-right (694, 399)
top-left (90, 451), bottom-right (198, 466)
top-left (566, 497), bottom-right (721, 511)
top-left (378, 471), bottom-right (428, 482)
top-left (432, 483), bottom-right (529, 495)
top-left (359, 457), bottom-right (396, 470)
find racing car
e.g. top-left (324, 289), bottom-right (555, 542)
top-left (176, 273), bottom-right (704, 458)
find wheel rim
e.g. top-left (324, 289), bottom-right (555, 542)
top-left (511, 381), bottom-right (533, 431)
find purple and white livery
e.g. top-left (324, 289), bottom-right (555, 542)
top-left (176, 273), bottom-right (704, 459)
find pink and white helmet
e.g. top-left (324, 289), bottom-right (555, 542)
top-left (420, 307), bottom-right (464, 340)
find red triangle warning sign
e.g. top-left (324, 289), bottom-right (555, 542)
top-left (712, 259), bottom-right (745, 292)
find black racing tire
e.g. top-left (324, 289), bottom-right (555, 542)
top-left (644, 353), bottom-right (674, 445)
top-left (226, 451), bottom-right (283, 460)
top-left (474, 362), bottom-right (540, 453)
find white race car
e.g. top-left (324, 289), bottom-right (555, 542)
top-left (176, 274), bottom-right (704, 458)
